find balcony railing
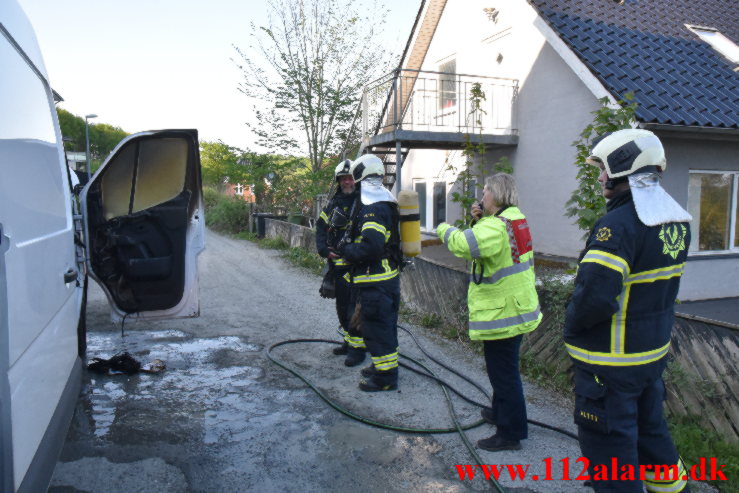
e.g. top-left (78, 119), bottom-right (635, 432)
top-left (361, 69), bottom-right (518, 142)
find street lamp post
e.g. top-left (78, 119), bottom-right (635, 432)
top-left (85, 114), bottom-right (97, 180)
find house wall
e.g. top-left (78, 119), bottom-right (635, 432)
top-left (658, 136), bottom-right (739, 300)
top-left (398, 0), bottom-right (738, 300)
top-left (401, 0), bottom-right (600, 255)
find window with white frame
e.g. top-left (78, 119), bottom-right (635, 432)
top-left (686, 25), bottom-right (739, 64)
top-left (413, 180), bottom-right (447, 230)
top-left (235, 183), bottom-right (244, 196)
top-left (414, 181), bottom-right (427, 230)
top-left (433, 182), bottom-right (447, 228)
top-left (687, 171), bottom-right (739, 253)
top-left (438, 59), bottom-right (457, 110)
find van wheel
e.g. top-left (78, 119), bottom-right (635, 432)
top-left (77, 276), bottom-right (88, 358)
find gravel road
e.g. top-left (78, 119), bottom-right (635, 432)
top-left (48, 229), bottom-right (598, 493)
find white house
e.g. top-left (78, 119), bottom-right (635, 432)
top-left (361, 0), bottom-right (739, 301)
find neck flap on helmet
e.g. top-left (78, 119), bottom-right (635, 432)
top-left (360, 176), bottom-right (397, 205)
top-left (628, 172), bottom-right (691, 226)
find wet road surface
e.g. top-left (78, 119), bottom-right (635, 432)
top-left (49, 230), bottom-right (591, 493)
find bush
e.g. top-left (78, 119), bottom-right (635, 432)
top-left (203, 187), bottom-right (220, 210)
top-left (206, 194), bottom-right (251, 234)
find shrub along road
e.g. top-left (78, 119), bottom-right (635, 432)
top-left (48, 229), bottom-right (621, 493)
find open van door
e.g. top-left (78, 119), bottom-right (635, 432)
top-left (81, 129), bottom-right (205, 322)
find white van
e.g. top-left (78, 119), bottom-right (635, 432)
top-left (0, 2), bottom-right (205, 491)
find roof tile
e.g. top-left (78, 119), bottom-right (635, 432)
top-left (532, 1), bottom-right (739, 128)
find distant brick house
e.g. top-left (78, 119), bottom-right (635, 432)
top-left (224, 182), bottom-right (256, 203)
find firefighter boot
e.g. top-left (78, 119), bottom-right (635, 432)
top-left (358, 368), bottom-right (398, 392)
top-left (332, 342), bottom-right (349, 356)
top-left (360, 364), bottom-right (377, 377)
top-left (344, 347), bottom-right (366, 367)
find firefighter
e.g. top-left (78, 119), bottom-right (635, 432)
top-left (437, 173), bottom-right (541, 451)
top-left (315, 159), bottom-right (364, 365)
top-left (564, 129), bottom-right (692, 492)
top-left (335, 154), bottom-right (402, 392)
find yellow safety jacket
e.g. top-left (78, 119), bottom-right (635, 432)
top-left (437, 207), bottom-right (542, 341)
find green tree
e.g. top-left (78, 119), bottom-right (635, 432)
top-left (89, 123), bottom-right (128, 163)
top-left (56, 108), bottom-right (129, 171)
top-left (233, 0), bottom-right (391, 174)
top-left (200, 140), bottom-right (248, 191)
top-left (565, 93), bottom-right (638, 237)
top-left (57, 108), bottom-right (86, 150)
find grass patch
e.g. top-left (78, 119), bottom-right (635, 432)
top-left (235, 231), bottom-right (259, 242)
top-left (283, 246), bottom-right (324, 276)
top-left (259, 237), bottom-right (289, 250)
top-left (520, 353), bottom-right (571, 394)
top-left (668, 413), bottom-right (738, 493)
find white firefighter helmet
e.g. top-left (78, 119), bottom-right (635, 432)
top-left (334, 159), bottom-right (352, 180)
top-left (589, 129), bottom-right (690, 226)
top-left (587, 128), bottom-right (666, 178)
top-left (350, 154), bottom-right (396, 205)
top-left (350, 154), bottom-right (385, 182)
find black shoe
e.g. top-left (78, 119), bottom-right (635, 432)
top-left (477, 434), bottom-right (521, 452)
top-left (481, 407), bottom-right (496, 425)
top-left (344, 348), bottom-right (366, 367)
top-left (358, 378), bottom-right (398, 392)
top-left (332, 342), bottom-right (349, 356)
top-left (360, 364), bottom-right (377, 377)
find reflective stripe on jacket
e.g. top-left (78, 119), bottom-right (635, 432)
top-left (315, 191), bottom-right (357, 263)
top-left (437, 207), bottom-right (542, 341)
top-left (564, 191), bottom-right (690, 369)
top-left (341, 202), bottom-right (400, 285)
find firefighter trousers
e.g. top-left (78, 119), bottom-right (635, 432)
top-left (574, 365), bottom-right (689, 493)
top-left (358, 278), bottom-right (400, 385)
top-left (335, 272), bottom-right (362, 348)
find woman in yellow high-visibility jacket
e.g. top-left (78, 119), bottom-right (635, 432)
top-left (437, 173), bottom-right (541, 452)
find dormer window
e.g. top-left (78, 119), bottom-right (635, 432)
top-left (686, 25), bottom-right (739, 64)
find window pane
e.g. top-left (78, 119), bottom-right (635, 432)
top-left (438, 59), bottom-right (457, 109)
top-left (688, 173), bottom-right (731, 251)
top-left (433, 182), bottom-right (446, 227)
top-left (415, 182), bottom-right (426, 230)
top-left (133, 137), bottom-right (188, 213)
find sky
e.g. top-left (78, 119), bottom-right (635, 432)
top-left (18, 0), bottom-right (421, 151)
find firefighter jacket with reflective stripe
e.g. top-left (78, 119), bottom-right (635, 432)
top-left (340, 201), bottom-right (401, 285)
top-left (564, 191), bottom-right (690, 370)
top-left (437, 207), bottom-right (542, 341)
top-left (315, 191), bottom-right (357, 269)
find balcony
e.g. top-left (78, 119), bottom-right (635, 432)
top-left (361, 69), bottom-right (519, 151)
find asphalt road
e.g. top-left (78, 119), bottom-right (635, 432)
top-left (47, 229), bottom-right (594, 493)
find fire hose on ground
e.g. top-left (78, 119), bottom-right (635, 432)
top-left (267, 324), bottom-right (578, 493)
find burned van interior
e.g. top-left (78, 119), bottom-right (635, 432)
top-left (85, 131), bottom-right (200, 313)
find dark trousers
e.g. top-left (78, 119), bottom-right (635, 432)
top-left (574, 365), bottom-right (689, 493)
top-left (483, 335), bottom-right (528, 441)
top-left (335, 273), bottom-right (357, 335)
top-left (359, 278), bottom-right (400, 383)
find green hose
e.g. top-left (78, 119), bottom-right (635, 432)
top-left (267, 338), bottom-right (506, 493)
